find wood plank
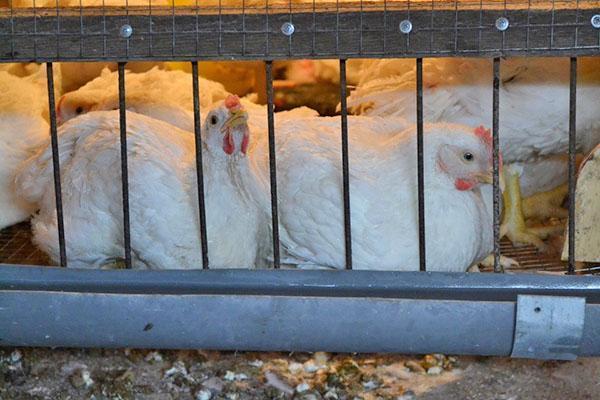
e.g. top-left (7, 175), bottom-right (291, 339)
top-left (2, 1), bottom-right (600, 14)
top-left (0, 7), bottom-right (599, 61)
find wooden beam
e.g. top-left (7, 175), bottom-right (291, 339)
top-left (0, 8), bottom-right (599, 62)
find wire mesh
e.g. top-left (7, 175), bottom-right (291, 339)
top-left (1, 1), bottom-right (599, 61)
top-left (0, 222), bottom-right (53, 266)
top-left (2, 220), bottom-right (595, 274)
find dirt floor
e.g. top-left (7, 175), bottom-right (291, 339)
top-left (0, 348), bottom-right (599, 400)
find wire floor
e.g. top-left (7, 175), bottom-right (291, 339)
top-left (0, 221), bottom-right (594, 274)
top-left (0, 221), bottom-right (53, 266)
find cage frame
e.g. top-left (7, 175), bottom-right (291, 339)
top-left (1, 1), bottom-right (600, 359)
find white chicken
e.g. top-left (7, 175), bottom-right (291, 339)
top-left (16, 99), bottom-right (261, 269)
top-left (0, 62), bottom-right (45, 78)
top-left (166, 61), bottom-right (266, 101)
top-left (59, 62), bottom-right (165, 93)
top-left (239, 114), bottom-right (496, 272)
top-left (57, 67), bottom-right (318, 138)
top-left (57, 66), bottom-right (230, 131)
top-left (346, 57), bottom-right (600, 249)
top-left (0, 64), bottom-right (61, 229)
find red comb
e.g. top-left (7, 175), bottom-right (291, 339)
top-left (475, 125), bottom-right (503, 169)
top-left (224, 95), bottom-right (241, 110)
top-left (474, 125), bottom-right (492, 147)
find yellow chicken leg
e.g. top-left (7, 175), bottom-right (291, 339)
top-left (522, 183), bottom-right (569, 221)
top-left (501, 166), bottom-right (563, 251)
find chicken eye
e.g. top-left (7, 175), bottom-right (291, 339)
top-left (75, 106), bottom-right (84, 114)
top-left (210, 115), bottom-right (219, 125)
top-left (463, 152), bottom-right (474, 162)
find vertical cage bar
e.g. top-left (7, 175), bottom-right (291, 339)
top-left (416, 58), bottom-right (426, 272)
top-left (265, 61), bottom-right (281, 269)
top-left (192, 62), bottom-right (210, 270)
top-left (339, 59), bottom-right (353, 270)
top-left (46, 63), bottom-right (67, 268)
top-left (492, 57), bottom-right (501, 273)
top-left (568, 57), bottom-right (577, 274)
top-left (118, 63), bottom-right (132, 269)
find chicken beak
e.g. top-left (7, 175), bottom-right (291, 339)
top-left (476, 170), bottom-right (494, 185)
top-left (222, 109), bottom-right (249, 132)
top-left (475, 169), bottom-right (506, 191)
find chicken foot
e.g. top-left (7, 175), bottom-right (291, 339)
top-left (501, 166), bottom-right (564, 251)
top-left (468, 254), bottom-right (520, 273)
top-left (522, 183), bottom-right (569, 221)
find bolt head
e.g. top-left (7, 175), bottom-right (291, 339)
top-left (495, 17), bottom-right (509, 32)
top-left (119, 24), bottom-right (133, 38)
top-left (592, 15), bottom-right (600, 29)
top-left (281, 22), bottom-right (295, 36)
top-left (399, 20), bottom-right (413, 34)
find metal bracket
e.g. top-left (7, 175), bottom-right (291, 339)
top-left (511, 295), bottom-right (586, 360)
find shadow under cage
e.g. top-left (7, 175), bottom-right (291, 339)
top-left (0, 0), bottom-right (599, 360)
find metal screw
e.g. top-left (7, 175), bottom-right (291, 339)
top-left (399, 20), bottom-right (413, 34)
top-left (495, 17), bottom-right (509, 32)
top-left (119, 24), bottom-right (133, 38)
top-left (281, 22), bottom-right (295, 36)
top-left (592, 15), bottom-right (600, 29)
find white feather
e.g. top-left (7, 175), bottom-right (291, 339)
top-left (347, 58), bottom-right (600, 162)
top-left (16, 109), bottom-right (261, 269)
top-left (57, 66), bottom-right (230, 131)
top-left (239, 116), bottom-right (494, 272)
top-left (0, 67), bottom-right (61, 229)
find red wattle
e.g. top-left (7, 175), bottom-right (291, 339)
top-left (241, 133), bottom-right (249, 155)
top-left (222, 132), bottom-right (234, 155)
top-left (455, 178), bottom-right (475, 191)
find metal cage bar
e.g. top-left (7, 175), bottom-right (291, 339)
top-left (339, 59), bottom-right (353, 270)
top-left (117, 62), bottom-right (133, 269)
top-left (265, 60), bottom-right (281, 269)
top-left (45, 62), bottom-right (67, 268)
top-left (568, 57), bottom-right (578, 275)
top-left (416, 57), bottom-right (426, 272)
top-left (492, 57), bottom-right (502, 273)
top-left (191, 61), bottom-right (210, 269)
